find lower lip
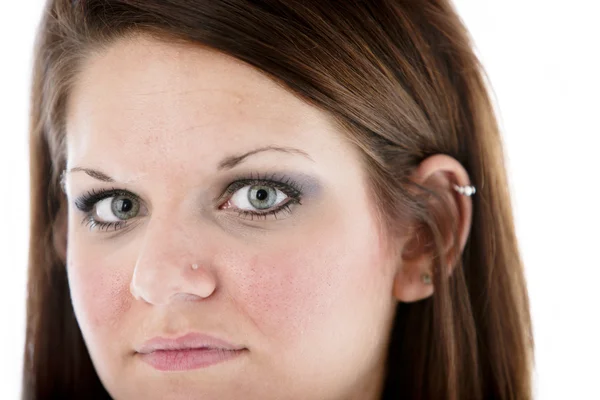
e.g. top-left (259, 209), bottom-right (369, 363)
top-left (138, 348), bottom-right (246, 371)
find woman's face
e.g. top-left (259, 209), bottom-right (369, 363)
top-left (63, 34), bottom-right (400, 400)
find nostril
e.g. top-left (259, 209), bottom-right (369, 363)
top-left (170, 292), bottom-right (205, 302)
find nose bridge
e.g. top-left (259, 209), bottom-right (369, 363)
top-left (130, 208), bottom-right (217, 305)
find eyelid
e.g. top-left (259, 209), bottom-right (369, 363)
top-left (220, 178), bottom-right (302, 203)
top-left (74, 189), bottom-right (148, 234)
top-left (73, 187), bottom-right (145, 213)
top-left (215, 176), bottom-right (304, 222)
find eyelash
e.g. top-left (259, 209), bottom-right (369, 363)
top-left (73, 172), bottom-right (304, 232)
top-left (74, 188), bottom-right (135, 232)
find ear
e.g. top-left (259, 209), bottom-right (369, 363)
top-left (52, 194), bottom-right (68, 265)
top-left (392, 154), bottom-right (474, 303)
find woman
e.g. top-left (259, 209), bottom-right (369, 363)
top-left (23, 0), bottom-right (534, 399)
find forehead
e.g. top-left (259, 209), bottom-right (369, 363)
top-left (65, 34), bottom-right (349, 175)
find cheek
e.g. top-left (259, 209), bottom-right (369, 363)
top-left (241, 245), bottom-right (341, 337)
top-left (67, 244), bottom-right (132, 335)
top-left (225, 212), bottom-right (391, 349)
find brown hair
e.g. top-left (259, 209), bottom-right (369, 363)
top-left (25, 0), bottom-right (534, 399)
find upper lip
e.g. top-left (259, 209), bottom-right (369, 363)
top-left (136, 332), bottom-right (246, 354)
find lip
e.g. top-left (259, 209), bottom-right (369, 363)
top-left (136, 332), bottom-right (247, 371)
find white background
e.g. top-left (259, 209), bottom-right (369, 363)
top-left (1, 1), bottom-right (599, 398)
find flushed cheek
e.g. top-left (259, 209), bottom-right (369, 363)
top-left (67, 250), bottom-right (133, 339)
top-left (228, 229), bottom-right (383, 349)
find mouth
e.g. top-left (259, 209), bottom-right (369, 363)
top-left (136, 332), bottom-right (247, 371)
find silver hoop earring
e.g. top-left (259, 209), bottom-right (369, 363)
top-left (453, 184), bottom-right (476, 196)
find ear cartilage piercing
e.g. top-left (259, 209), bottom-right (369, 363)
top-left (421, 272), bottom-right (432, 285)
top-left (453, 184), bottom-right (476, 196)
top-left (191, 263), bottom-right (199, 270)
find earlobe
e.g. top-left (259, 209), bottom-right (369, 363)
top-left (392, 252), bottom-right (435, 303)
top-left (391, 153), bottom-right (474, 303)
top-left (392, 223), bottom-right (436, 302)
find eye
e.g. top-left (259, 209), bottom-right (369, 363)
top-left (228, 184), bottom-right (289, 212)
top-left (218, 174), bottom-right (304, 220)
top-left (74, 188), bottom-right (144, 232)
top-left (94, 194), bottom-right (140, 222)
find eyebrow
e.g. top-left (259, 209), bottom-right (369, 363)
top-left (63, 145), bottom-right (313, 183)
top-left (217, 145), bottom-right (313, 170)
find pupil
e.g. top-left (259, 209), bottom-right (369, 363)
top-left (119, 199), bottom-right (132, 212)
top-left (256, 189), bottom-right (268, 201)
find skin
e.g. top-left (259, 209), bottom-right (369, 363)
top-left (61, 33), bottom-right (472, 400)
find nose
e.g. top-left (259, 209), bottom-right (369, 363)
top-left (129, 214), bottom-right (217, 306)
